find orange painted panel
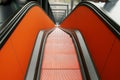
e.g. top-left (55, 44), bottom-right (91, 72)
top-left (61, 6), bottom-right (115, 74)
top-left (10, 6), bottom-right (54, 75)
top-left (0, 38), bottom-right (23, 80)
top-left (0, 6), bottom-right (54, 80)
top-left (41, 28), bottom-right (82, 80)
top-left (101, 38), bottom-right (120, 80)
top-left (61, 6), bottom-right (120, 79)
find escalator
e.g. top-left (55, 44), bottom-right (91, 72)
top-left (39, 28), bottom-right (83, 80)
top-left (0, 1), bottom-right (120, 80)
top-left (25, 27), bottom-right (98, 80)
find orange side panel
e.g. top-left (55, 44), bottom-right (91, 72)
top-left (61, 6), bottom-right (120, 80)
top-left (0, 38), bottom-right (23, 80)
top-left (40, 28), bottom-right (82, 80)
top-left (0, 6), bottom-right (54, 80)
top-left (101, 38), bottom-right (120, 80)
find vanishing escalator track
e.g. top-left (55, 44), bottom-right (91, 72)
top-left (40, 28), bottom-right (83, 80)
top-left (26, 28), bottom-right (99, 80)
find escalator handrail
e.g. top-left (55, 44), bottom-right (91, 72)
top-left (60, 1), bottom-right (120, 39)
top-left (25, 30), bottom-right (45, 80)
top-left (74, 30), bottom-right (99, 80)
top-left (0, 1), bottom-right (39, 49)
top-left (36, 28), bottom-right (55, 80)
top-left (25, 28), bottom-right (55, 80)
top-left (0, 1), bottom-right (54, 49)
top-left (0, 1), bottom-right (38, 34)
top-left (60, 27), bottom-right (99, 80)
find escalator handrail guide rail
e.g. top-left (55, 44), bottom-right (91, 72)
top-left (74, 30), bottom-right (99, 80)
top-left (25, 30), bottom-right (44, 80)
top-left (60, 27), bottom-right (99, 80)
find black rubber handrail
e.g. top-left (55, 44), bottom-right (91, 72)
top-left (60, 27), bottom-right (87, 80)
top-left (0, 1), bottom-right (39, 49)
top-left (0, 1), bottom-right (54, 49)
top-left (60, 27), bottom-right (99, 80)
top-left (0, 1), bottom-right (37, 35)
top-left (60, 1), bottom-right (120, 39)
top-left (36, 28), bottom-right (55, 80)
top-left (25, 28), bottom-right (54, 80)
top-left (25, 30), bottom-right (45, 80)
top-left (73, 30), bottom-right (99, 80)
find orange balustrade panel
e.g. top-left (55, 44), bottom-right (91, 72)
top-left (0, 6), bottom-right (54, 80)
top-left (61, 5), bottom-right (120, 80)
top-left (40, 28), bottom-right (82, 80)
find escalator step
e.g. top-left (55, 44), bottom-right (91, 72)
top-left (40, 28), bottom-right (82, 80)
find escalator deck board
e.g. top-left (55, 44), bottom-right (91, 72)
top-left (40, 28), bottom-right (82, 80)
